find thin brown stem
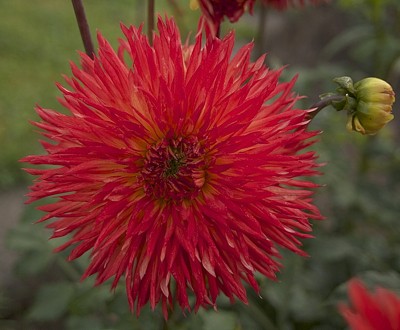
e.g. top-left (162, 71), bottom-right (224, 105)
top-left (255, 3), bottom-right (268, 59)
top-left (216, 25), bottom-right (221, 38)
top-left (308, 95), bottom-right (345, 120)
top-left (147, 0), bottom-right (155, 45)
top-left (162, 319), bottom-right (169, 330)
top-left (71, 0), bottom-right (95, 58)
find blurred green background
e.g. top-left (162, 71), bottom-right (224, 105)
top-left (1, 0), bottom-right (400, 329)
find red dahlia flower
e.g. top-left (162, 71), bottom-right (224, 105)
top-left (23, 17), bottom-right (321, 317)
top-left (197, 0), bottom-right (328, 36)
top-left (339, 279), bottom-right (400, 330)
top-left (197, 0), bottom-right (255, 35)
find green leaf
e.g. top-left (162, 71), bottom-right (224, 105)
top-left (70, 284), bottom-right (111, 314)
top-left (6, 223), bottom-right (49, 252)
top-left (27, 282), bottom-right (75, 321)
top-left (7, 219), bottom-right (55, 276)
top-left (359, 271), bottom-right (400, 292)
top-left (14, 250), bottom-right (54, 275)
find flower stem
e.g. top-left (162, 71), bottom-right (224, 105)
top-left (308, 94), bottom-right (345, 120)
top-left (147, 0), bottom-right (155, 45)
top-left (71, 0), bottom-right (95, 59)
top-left (216, 24), bottom-right (221, 38)
top-left (162, 319), bottom-right (169, 330)
top-left (255, 3), bottom-right (268, 58)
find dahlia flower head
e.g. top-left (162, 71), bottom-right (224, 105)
top-left (23, 17), bottom-right (321, 318)
top-left (339, 279), bottom-right (400, 330)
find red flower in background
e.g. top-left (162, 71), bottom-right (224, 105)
top-left (197, 0), bottom-right (255, 35)
top-left (23, 17), bottom-right (321, 317)
top-left (339, 279), bottom-right (400, 330)
top-left (197, 0), bottom-right (328, 35)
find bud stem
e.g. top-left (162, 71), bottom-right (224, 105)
top-left (71, 0), bottom-right (95, 59)
top-left (308, 94), bottom-right (346, 120)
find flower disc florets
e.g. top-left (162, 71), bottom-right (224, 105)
top-left (139, 135), bottom-right (207, 201)
top-left (23, 17), bottom-right (322, 318)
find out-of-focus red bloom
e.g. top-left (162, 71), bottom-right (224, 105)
top-left (339, 279), bottom-right (400, 330)
top-left (197, 0), bottom-right (255, 35)
top-left (23, 16), bottom-right (322, 318)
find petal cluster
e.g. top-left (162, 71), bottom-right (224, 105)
top-left (339, 279), bottom-right (400, 330)
top-left (23, 17), bottom-right (321, 317)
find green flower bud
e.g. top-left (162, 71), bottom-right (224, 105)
top-left (347, 77), bottom-right (395, 135)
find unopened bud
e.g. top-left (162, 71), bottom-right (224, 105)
top-left (333, 77), bottom-right (395, 135)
